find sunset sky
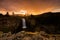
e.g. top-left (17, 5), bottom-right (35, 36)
top-left (0, 0), bottom-right (60, 15)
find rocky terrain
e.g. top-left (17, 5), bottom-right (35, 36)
top-left (0, 12), bottom-right (60, 34)
top-left (0, 31), bottom-right (51, 40)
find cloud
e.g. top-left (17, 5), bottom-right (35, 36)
top-left (0, 0), bottom-right (60, 13)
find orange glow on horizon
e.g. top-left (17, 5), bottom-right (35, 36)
top-left (0, 7), bottom-right (60, 15)
top-left (0, 0), bottom-right (60, 15)
top-left (14, 10), bottom-right (27, 15)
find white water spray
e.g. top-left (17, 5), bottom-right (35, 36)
top-left (22, 18), bottom-right (27, 29)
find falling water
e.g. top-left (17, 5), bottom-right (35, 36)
top-left (22, 18), bottom-right (27, 29)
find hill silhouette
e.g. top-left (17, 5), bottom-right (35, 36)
top-left (26, 12), bottom-right (60, 34)
top-left (0, 12), bottom-right (60, 34)
top-left (0, 13), bottom-right (22, 33)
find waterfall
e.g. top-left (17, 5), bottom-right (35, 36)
top-left (22, 18), bottom-right (27, 29)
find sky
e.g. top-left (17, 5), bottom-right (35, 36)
top-left (0, 0), bottom-right (60, 15)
